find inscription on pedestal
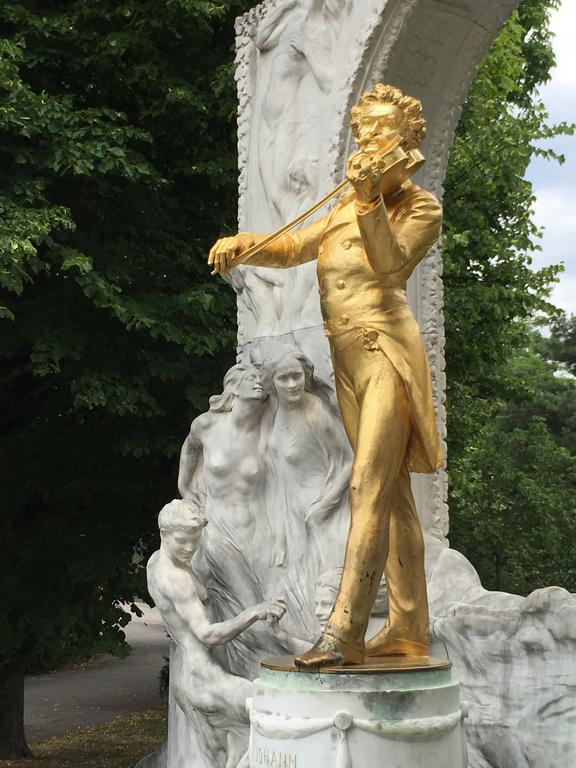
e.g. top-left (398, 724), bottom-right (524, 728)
top-left (255, 746), bottom-right (297, 768)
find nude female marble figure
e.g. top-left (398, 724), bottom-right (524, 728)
top-left (260, 350), bottom-right (351, 640)
top-left (178, 364), bottom-right (269, 571)
top-left (261, 351), bottom-right (350, 569)
top-left (177, 363), bottom-right (289, 675)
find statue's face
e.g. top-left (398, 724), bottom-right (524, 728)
top-left (355, 103), bottom-right (407, 154)
top-left (163, 526), bottom-right (204, 564)
top-left (272, 357), bottom-right (306, 404)
top-left (236, 367), bottom-right (267, 402)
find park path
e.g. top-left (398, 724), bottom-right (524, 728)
top-left (24, 605), bottom-right (169, 743)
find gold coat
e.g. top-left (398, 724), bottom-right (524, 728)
top-left (247, 181), bottom-right (444, 474)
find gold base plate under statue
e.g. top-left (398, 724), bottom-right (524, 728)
top-left (262, 655), bottom-right (452, 674)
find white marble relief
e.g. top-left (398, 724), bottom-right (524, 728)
top-left (427, 549), bottom-right (576, 767)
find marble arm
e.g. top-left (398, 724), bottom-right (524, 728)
top-left (301, 37), bottom-right (334, 95)
top-left (168, 576), bottom-right (283, 648)
top-left (178, 424), bottom-right (203, 499)
top-left (184, 600), bottom-right (262, 648)
top-left (356, 193), bottom-right (443, 277)
top-left (256, 0), bottom-right (299, 51)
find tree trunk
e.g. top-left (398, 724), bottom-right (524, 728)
top-left (0, 660), bottom-right (33, 760)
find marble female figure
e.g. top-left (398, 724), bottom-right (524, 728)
top-left (178, 364), bottom-right (288, 676)
top-left (261, 350), bottom-right (351, 640)
top-left (178, 364), bottom-right (269, 561)
top-left (261, 351), bottom-right (350, 566)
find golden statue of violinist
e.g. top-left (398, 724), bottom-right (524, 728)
top-left (209, 84), bottom-right (443, 668)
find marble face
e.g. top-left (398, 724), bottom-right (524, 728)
top-left (236, 367), bottom-right (267, 401)
top-left (271, 357), bottom-right (307, 404)
top-left (314, 583), bottom-right (335, 626)
top-left (161, 526), bottom-right (204, 565)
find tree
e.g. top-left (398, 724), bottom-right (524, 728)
top-left (0, 0), bottom-right (252, 758)
top-left (442, 0), bottom-right (571, 454)
top-left (538, 313), bottom-right (576, 377)
top-left (449, 333), bottom-right (576, 593)
top-left (442, 0), bottom-right (576, 593)
top-left (508, 329), bottom-right (576, 454)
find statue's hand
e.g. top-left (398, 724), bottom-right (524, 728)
top-left (254, 597), bottom-right (287, 623)
top-left (208, 233), bottom-right (255, 275)
top-left (346, 150), bottom-right (387, 205)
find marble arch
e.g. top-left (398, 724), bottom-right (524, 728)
top-left (233, 0), bottom-right (520, 542)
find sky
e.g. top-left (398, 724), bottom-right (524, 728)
top-left (526, 0), bottom-right (576, 314)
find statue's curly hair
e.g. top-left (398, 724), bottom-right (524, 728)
top-left (158, 496), bottom-right (207, 533)
top-left (350, 83), bottom-right (426, 151)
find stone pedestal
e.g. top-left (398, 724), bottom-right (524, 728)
top-left (248, 657), bottom-right (467, 768)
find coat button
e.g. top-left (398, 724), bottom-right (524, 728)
top-left (336, 280), bottom-right (346, 290)
top-left (342, 240), bottom-right (352, 250)
top-left (366, 330), bottom-right (378, 340)
top-left (340, 315), bottom-right (349, 325)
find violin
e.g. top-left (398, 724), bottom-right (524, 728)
top-left (230, 137), bottom-right (425, 268)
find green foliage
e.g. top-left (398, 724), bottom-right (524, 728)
top-left (449, 332), bottom-right (576, 593)
top-left (450, 415), bottom-right (576, 594)
top-left (538, 313), bottom-right (576, 377)
top-left (0, 0), bottom-right (253, 678)
top-left (443, 0), bottom-right (576, 594)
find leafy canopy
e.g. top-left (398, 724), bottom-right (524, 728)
top-left (0, 0), bottom-right (253, 677)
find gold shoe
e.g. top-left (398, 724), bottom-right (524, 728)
top-left (295, 633), bottom-right (365, 669)
top-left (366, 626), bottom-right (428, 657)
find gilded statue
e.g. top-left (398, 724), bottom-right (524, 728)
top-left (209, 84), bottom-right (443, 668)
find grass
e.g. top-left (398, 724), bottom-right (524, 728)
top-left (0, 708), bottom-right (167, 768)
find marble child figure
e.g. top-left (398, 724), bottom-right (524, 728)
top-left (147, 498), bottom-right (286, 768)
top-left (209, 84), bottom-right (443, 668)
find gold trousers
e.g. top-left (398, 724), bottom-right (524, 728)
top-left (325, 326), bottom-right (429, 651)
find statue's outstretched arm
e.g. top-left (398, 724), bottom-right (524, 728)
top-left (209, 213), bottom-right (328, 275)
top-left (172, 586), bottom-right (286, 648)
